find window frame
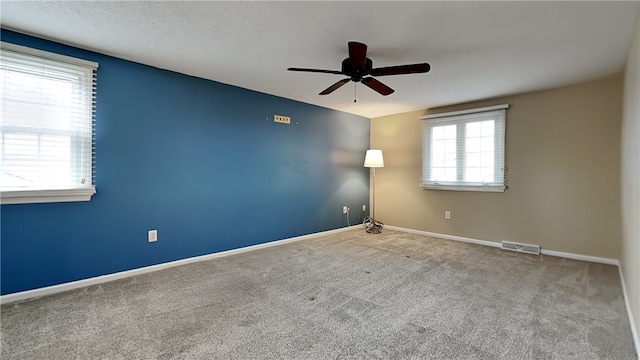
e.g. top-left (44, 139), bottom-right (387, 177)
top-left (420, 104), bottom-right (508, 192)
top-left (0, 42), bottom-right (98, 205)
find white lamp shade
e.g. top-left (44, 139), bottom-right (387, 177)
top-left (364, 149), bottom-right (384, 168)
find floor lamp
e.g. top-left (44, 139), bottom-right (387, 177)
top-left (364, 149), bottom-right (384, 234)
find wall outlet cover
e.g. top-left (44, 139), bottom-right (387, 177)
top-left (148, 229), bottom-right (158, 242)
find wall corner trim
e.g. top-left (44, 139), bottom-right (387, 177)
top-left (619, 266), bottom-right (640, 359)
top-left (0, 225), bottom-right (361, 305)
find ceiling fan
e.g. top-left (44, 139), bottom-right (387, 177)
top-left (287, 41), bottom-right (431, 97)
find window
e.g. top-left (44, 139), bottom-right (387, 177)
top-left (0, 42), bottom-right (98, 204)
top-left (420, 104), bottom-right (508, 192)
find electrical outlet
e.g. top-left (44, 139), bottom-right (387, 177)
top-left (445, 211), bottom-right (451, 220)
top-left (343, 206), bottom-right (348, 214)
top-left (362, 204), bottom-right (366, 212)
top-left (148, 229), bottom-right (158, 242)
top-left (274, 114), bottom-right (291, 124)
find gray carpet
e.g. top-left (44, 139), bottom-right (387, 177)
top-left (1, 229), bottom-right (636, 359)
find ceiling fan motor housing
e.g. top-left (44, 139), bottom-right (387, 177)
top-left (341, 58), bottom-right (372, 82)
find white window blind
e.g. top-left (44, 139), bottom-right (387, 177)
top-left (420, 104), bottom-right (508, 192)
top-left (0, 42), bottom-right (98, 204)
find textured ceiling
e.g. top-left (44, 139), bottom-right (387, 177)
top-left (1, 1), bottom-right (638, 118)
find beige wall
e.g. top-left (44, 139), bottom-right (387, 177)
top-left (621, 6), bottom-right (640, 349)
top-left (371, 76), bottom-right (623, 259)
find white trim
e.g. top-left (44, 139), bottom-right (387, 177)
top-left (0, 187), bottom-right (96, 205)
top-left (420, 184), bottom-right (505, 192)
top-left (1, 41), bottom-right (99, 68)
top-left (0, 225), bottom-right (361, 304)
top-left (419, 104), bottom-right (509, 120)
top-left (540, 248), bottom-right (618, 266)
top-left (385, 226), bottom-right (501, 249)
top-left (619, 266), bottom-right (640, 359)
top-left (385, 225), bottom-right (619, 265)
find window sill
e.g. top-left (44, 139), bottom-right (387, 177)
top-left (420, 184), bottom-right (505, 192)
top-left (1, 186), bottom-right (96, 205)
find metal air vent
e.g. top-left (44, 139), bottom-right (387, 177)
top-left (501, 241), bottom-right (540, 255)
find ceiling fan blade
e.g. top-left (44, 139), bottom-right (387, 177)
top-left (320, 78), bottom-right (351, 95)
top-left (288, 67), bottom-right (343, 75)
top-left (370, 63), bottom-right (431, 77)
top-left (361, 77), bottom-right (394, 96)
top-left (348, 41), bottom-right (367, 69)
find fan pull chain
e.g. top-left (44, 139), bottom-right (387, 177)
top-left (354, 82), bottom-right (357, 103)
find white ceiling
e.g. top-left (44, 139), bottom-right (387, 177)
top-left (1, 1), bottom-right (638, 118)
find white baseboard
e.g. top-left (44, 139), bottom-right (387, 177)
top-left (385, 225), bottom-right (619, 266)
top-left (385, 225), bottom-right (502, 249)
top-left (619, 266), bottom-right (640, 359)
top-left (540, 248), bottom-right (619, 266)
top-left (0, 225), bottom-right (361, 305)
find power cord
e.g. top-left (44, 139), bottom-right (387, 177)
top-left (363, 215), bottom-right (384, 234)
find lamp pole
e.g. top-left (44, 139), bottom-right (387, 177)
top-left (371, 166), bottom-right (376, 222)
top-left (364, 149), bottom-right (384, 234)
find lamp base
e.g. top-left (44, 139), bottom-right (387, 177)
top-left (366, 227), bottom-right (382, 234)
top-left (363, 216), bottom-right (384, 234)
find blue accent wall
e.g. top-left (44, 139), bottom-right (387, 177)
top-left (0, 30), bottom-right (370, 295)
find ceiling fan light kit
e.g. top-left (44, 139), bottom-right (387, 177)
top-left (288, 41), bottom-right (430, 97)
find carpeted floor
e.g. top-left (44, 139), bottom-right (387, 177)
top-left (1, 229), bottom-right (636, 359)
